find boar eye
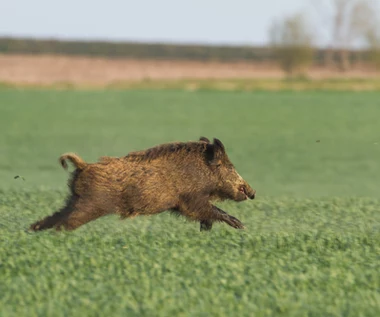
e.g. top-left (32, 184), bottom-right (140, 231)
top-left (214, 160), bottom-right (221, 166)
top-left (210, 159), bottom-right (222, 167)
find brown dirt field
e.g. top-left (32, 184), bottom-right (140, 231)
top-left (0, 54), bottom-right (282, 85)
top-left (0, 54), bottom-right (379, 88)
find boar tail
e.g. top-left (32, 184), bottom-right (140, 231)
top-left (59, 153), bottom-right (87, 170)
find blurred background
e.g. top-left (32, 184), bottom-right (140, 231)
top-left (1, 0), bottom-right (379, 86)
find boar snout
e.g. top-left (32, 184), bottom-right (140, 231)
top-left (239, 185), bottom-right (256, 200)
top-left (247, 187), bottom-right (256, 199)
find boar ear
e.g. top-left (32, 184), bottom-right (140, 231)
top-left (205, 144), bottom-right (221, 166)
top-left (213, 138), bottom-right (225, 154)
top-left (205, 138), bottom-right (225, 166)
top-left (199, 136), bottom-right (210, 143)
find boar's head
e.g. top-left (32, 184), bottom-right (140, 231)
top-left (205, 138), bottom-right (256, 202)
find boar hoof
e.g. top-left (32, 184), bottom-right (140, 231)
top-left (226, 215), bottom-right (245, 229)
top-left (200, 220), bottom-right (213, 231)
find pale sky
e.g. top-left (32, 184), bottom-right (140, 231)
top-left (0, 0), bottom-right (322, 45)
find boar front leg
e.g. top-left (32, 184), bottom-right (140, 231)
top-left (200, 220), bottom-right (213, 231)
top-left (200, 207), bottom-right (243, 231)
top-left (199, 206), bottom-right (244, 230)
top-left (178, 196), bottom-right (244, 230)
top-left (211, 205), bottom-right (245, 229)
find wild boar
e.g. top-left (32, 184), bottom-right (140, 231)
top-left (30, 137), bottom-right (256, 232)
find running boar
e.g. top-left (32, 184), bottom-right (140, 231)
top-left (30, 137), bottom-right (256, 232)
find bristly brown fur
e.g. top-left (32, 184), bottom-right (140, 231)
top-left (124, 141), bottom-right (209, 163)
top-left (30, 137), bottom-right (256, 232)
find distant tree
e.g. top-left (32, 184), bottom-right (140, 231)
top-left (311, 0), bottom-right (378, 71)
top-left (269, 13), bottom-right (315, 77)
top-left (367, 27), bottom-right (380, 69)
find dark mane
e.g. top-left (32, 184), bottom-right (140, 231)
top-left (124, 141), bottom-right (209, 162)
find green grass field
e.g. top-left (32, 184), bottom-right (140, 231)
top-left (1, 90), bottom-right (379, 316)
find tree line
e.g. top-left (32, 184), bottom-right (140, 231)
top-left (0, 37), bottom-right (274, 62)
top-left (0, 37), bottom-right (371, 65)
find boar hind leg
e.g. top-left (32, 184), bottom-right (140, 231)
top-left (59, 200), bottom-right (111, 231)
top-left (30, 196), bottom-right (77, 231)
top-left (31, 197), bottom-right (110, 231)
